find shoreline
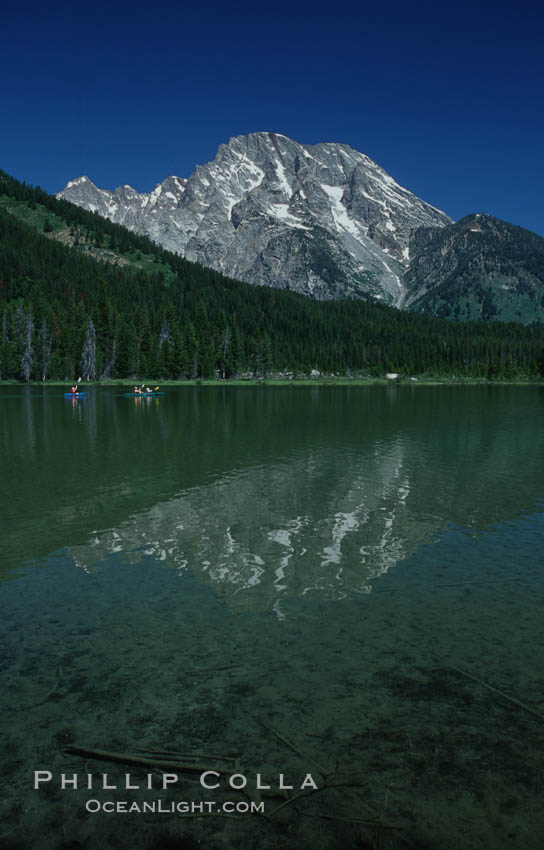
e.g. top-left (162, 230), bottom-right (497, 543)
top-left (1, 377), bottom-right (542, 388)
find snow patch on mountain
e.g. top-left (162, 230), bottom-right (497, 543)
top-left (321, 184), bottom-right (361, 238)
top-left (268, 204), bottom-right (311, 230)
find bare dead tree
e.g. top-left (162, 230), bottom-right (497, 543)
top-left (36, 318), bottom-right (52, 381)
top-left (100, 338), bottom-right (117, 380)
top-left (21, 311), bottom-right (34, 382)
top-left (81, 318), bottom-right (97, 381)
top-left (158, 319), bottom-right (171, 351)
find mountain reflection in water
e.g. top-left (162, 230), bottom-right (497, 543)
top-left (2, 385), bottom-right (543, 602)
top-left (69, 442), bottom-right (425, 613)
top-left (66, 385), bottom-right (544, 614)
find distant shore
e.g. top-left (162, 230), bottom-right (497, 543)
top-left (1, 376), bottom-right (542, 388)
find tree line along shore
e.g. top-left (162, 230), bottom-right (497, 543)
top-left (1, 169), bottom-right (543, 383)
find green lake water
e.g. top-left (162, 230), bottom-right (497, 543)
top-left (1, 385), bottom-right (543, 850)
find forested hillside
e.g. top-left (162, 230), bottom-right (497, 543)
top-left (0, 170), bottom-right (542, 381)
top-left (405, 214), bottom-right (544, 323)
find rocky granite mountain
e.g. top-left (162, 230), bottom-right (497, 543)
top-left (405, 214), bottom-right (544, 323)
top-left (58, 132), bottom-right (451, 305)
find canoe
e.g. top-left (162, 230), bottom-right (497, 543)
top-left (122, 392), bottom-right (164, 397)
top-left (64, 392), bottom-right (87, 397)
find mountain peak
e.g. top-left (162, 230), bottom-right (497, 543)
top-left (65, 175), bottom-right (94, 189)
top-left (58, 132), bottom-right (452, 304)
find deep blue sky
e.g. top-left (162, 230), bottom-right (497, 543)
top-left (2, 0), bottom-right (543, 234)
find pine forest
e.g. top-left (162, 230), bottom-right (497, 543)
top-left (1, 169), bottom-right (543, 382)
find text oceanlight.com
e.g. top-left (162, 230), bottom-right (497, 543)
top-left (85, 799), bottom-right (264, 814)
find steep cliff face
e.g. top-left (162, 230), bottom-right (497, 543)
top-left (58, 132), bottom-right (451, 304)
top-left (404, 214), bottom-right (544, 322)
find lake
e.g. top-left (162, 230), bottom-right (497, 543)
top-left (1, 384), bottom-right (543, 850)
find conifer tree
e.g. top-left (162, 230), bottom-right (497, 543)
top-left (117, 321), bottom-right (138, 378)
top-left (185, 322), bottom-right (199, 379)
top-left (0, 308), bottom-right (15, 379)
top-left (36, 318), bottom-right (52, 381)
